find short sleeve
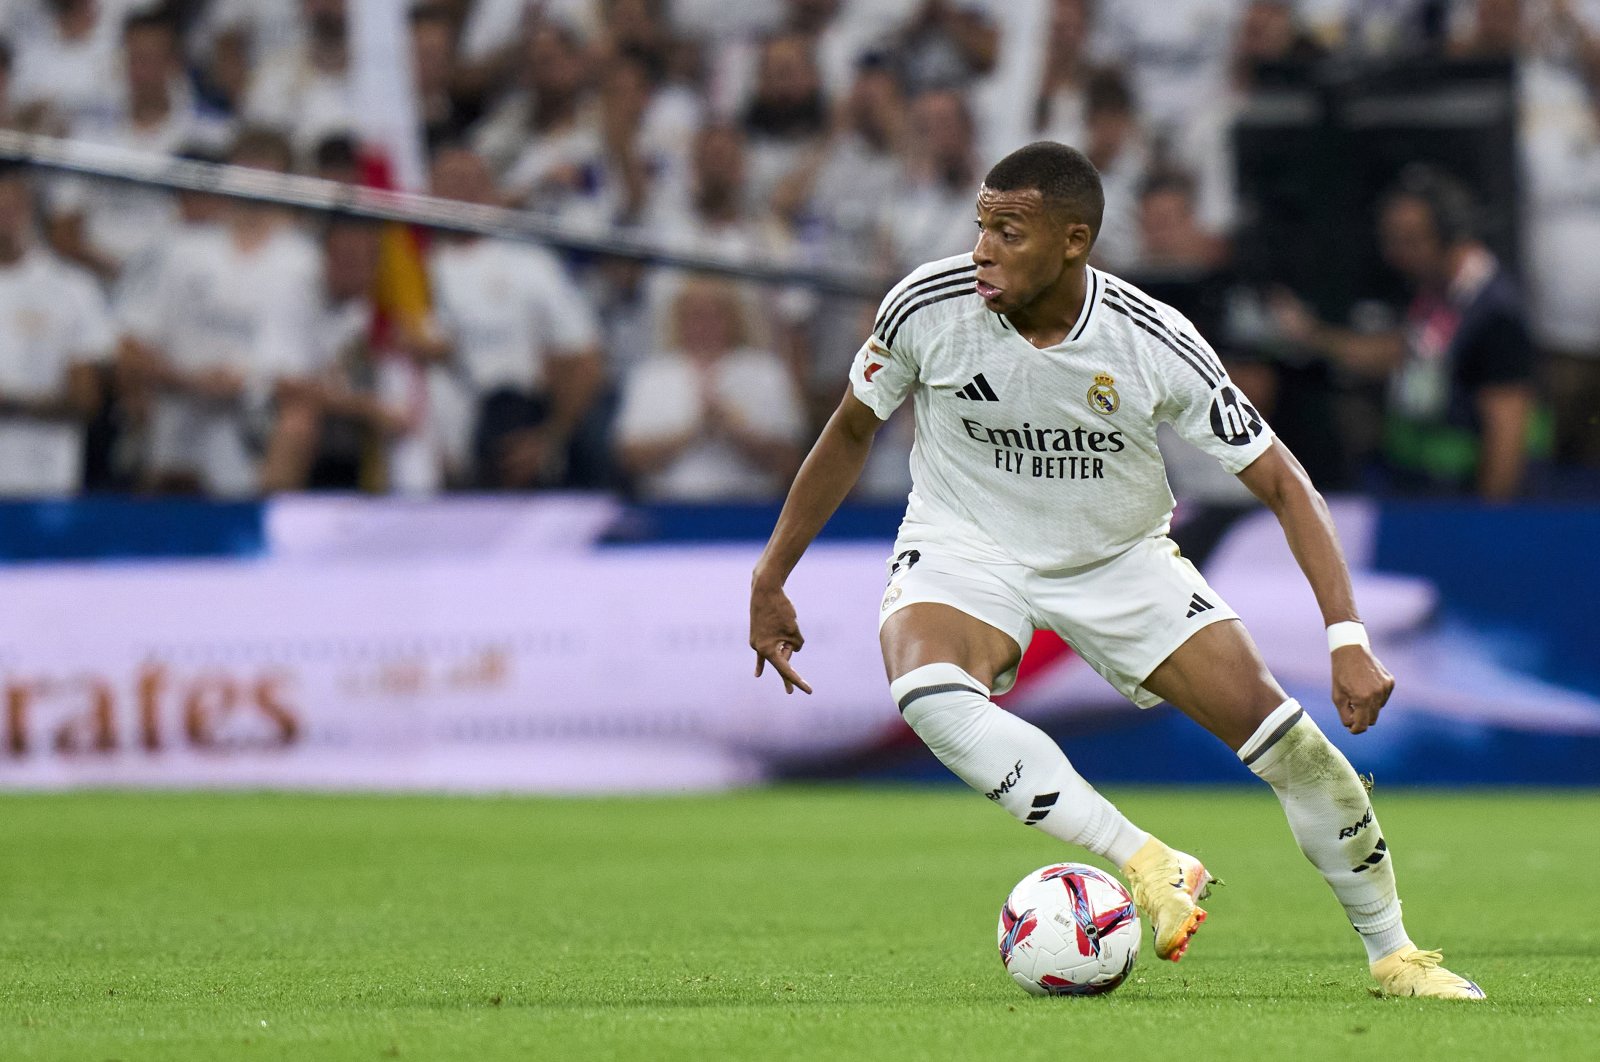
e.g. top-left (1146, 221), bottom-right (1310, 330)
top-left (1457, 309), bottom-right (1536, 391)
top-left (848, 284), bottom-right (924, 420)
top-left (1155, 311), bottom-right (1275, 474)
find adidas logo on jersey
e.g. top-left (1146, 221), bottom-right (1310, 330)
top-left (954, 373), bottom-right (999, 401)
top-left (1185, 594), bottom-right (1215, 619)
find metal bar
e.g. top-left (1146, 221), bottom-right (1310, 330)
top-left (0, 129), bottom-right (886, 298)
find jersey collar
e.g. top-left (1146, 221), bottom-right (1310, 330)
top-left (993, 267), bottom-right (1103, 348)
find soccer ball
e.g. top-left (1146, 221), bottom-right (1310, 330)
top-left (997, 862), bottom-right (1141, 996)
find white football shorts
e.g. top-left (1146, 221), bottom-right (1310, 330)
top-left (876, 533), bottom-right (1237, 706)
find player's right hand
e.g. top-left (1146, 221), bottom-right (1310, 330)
top-left (1331, 644), bottom-right (1394, 735)
top-left (749, 582), bottom-right (813, 695)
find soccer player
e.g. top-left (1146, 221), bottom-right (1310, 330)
top-left (748, 142), bottom-right (1483, 1000)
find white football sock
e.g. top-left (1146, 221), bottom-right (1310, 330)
top-left (1241, 699), bottom-right (1412, 962)
top-left (891, 662), bottom-right (1149, 867)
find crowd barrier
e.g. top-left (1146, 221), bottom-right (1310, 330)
top-left (0, 495), bottom-right (1595, 791)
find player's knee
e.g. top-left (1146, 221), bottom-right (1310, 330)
top-left (890, 662), bottom-right (990, 736)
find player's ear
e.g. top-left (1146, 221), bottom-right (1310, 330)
top-left (1063, 221), bottom-right (1093, 262)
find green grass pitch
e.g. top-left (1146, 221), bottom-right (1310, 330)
top-left (1, 787), bottom-right (1595, 1061)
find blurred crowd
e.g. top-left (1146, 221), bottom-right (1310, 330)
top-left (0, 0), bottom-right (1597, 503)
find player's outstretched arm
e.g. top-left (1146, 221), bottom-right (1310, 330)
top-left (1236, 441), bottom-right (1395, 734)
top-left (750, 389), bottom-right (886, 695)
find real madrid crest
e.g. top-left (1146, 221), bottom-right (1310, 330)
top-left (1087, 372), bottom-right (1120, 415)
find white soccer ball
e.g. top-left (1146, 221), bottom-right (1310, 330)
top-left (997, 862), bottom-right (1141, 996)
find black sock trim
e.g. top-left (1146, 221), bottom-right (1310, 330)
top-left (896, 683), bottom-right (984, 714)
top-left (1240, 707), bottom-right (1305, 767)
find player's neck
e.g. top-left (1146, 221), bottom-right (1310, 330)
top-left (1006, 265), bottom-right (1089, 349)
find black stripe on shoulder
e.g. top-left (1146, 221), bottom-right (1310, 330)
top-left (885, 288), bottom-right (978, 348)
top-left (1102, 296), bottom-right (1220, 386)
top-left (1105, 282), bottom-right (1227, 379)
top-left (877, 274), bottom-right (978, 344)
top-left (1067, 270), bottom-right (1101, 343)
top-left (874, 264), bottom-right (977, 338)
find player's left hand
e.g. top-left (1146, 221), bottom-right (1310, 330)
top-left (1331, 645), bottom-right (1394, 735)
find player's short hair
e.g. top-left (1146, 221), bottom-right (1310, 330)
top-left (983, 141), bottom-right (1105, 241)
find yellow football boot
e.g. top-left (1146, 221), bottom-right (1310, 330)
top-left (1371, 945), bottom-right (1486, 1000)
top-left (1121, 837), bottom-right (1216, 962)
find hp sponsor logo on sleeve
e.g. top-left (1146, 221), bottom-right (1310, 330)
top-left (1208, 385), bottom-right (1264, 446)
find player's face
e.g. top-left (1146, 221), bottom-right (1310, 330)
top-left (972, 186), bottom-right (1090, 314)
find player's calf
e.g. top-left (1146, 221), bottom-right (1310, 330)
top-left (1239, 699), bottom-right (1411, 963)
top-left (890, 663), bottom-right (1148, 867)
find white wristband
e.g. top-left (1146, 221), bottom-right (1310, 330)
top-left (1327, 621), bottom-right (1370, 652)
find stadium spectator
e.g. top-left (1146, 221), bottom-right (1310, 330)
top-left (1273, 166), bottom-right (1539, 500)
top-left (480, 21), bottom-right (613, 227)
top-left (1031, 0), bottom-right (1096, 149)
top-left (190, 0), bottom-right (305, 76)
top-left (114, 127), bottom-right (325, 496)
top-left (1484, 0), bottom-right (1600, 468)
top-left (309, 131), bottom-right (360, 184)
top-left (424, 147), bottom-right (605, 490)
top-left (1081, 68), bottom-right (1149, 274)
top-left (410, 3), bottom-right (479, 155)
top-left (486, 18), bottom-right (668, 235)
top-left (1091, 0), bottom-right (1237, 135)
top-left (0, 38), bottom-right (16, 130)
top-left (242, 0), bottom-right (356, 157)
top-left (780, 0), bottom-right (891, 100)
top-left (1134, 171), bottom-right (1227, 276)
top-left (7, 0), bottom-right (121, 133)
top-left (587, 52), bottom-right (680, 227)
top-left (47, 12), bottom-right (228, 285)
top-left (1169, 0), bottom-right (1325, 239)
top-left (0, 162), bottom-right (110, 496)
top-left (594, 0), bottom-right (680, 82)
top-left (641, 121), bottom-right (797, 364)
top-left (891, 0), bottom-right (1000, 95)
top-left (740, 32), bottom-right (831, 215)
top-left (881, 88), bottom-right (980, 272)
top-left (300, 218), bottom-right (412, 491)
top-left (614, 276), bottom-right (804, 500)
top-left (777, 56), bottom-right (908, 399)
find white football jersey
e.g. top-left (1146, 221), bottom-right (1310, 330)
top-left (0, 249), bottom-right (114, 495)
top-left (850, 254), bottom-right (1274, 571)
top-left (118, 224), bottom-right (322, 497)
top-left (429, 238), bottom-right (600, 395)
